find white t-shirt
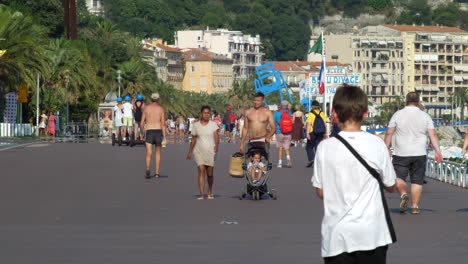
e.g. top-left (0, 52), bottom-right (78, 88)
top-left (122, 102), bottom-right (133, 118)
top-left (388, 106), bottom-right (434, 156)
top-left (114, 105), bottom-right (123, 120)
top-left (312, 131), bottom-right (396, 258)
top-left (247, 161), bottom-right (266, 173)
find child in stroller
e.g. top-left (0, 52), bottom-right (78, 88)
top-left (239, 142), bottom-right (277, 200)
top-left (247, 152), bottom-right (267, 184)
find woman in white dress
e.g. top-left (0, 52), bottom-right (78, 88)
top-left (186, 106), bottom-right (220, 200)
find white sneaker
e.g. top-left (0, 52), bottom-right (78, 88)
top-left (277, 163), bottom-right (282, 168)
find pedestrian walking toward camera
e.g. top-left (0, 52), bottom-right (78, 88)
top-left (274, 100), bottom-right (293, 168)
top-left (292, 104), bottom-right (304, 147)
top-left (186, 106), bottom-right (220, 200)
top-left (305, 100), bottom-right (328, 167)
top-left (384, 92), bottom-right (442, 214)
top-left (47, 111), bottom-right (56, 137)
top-left (141, 93), bottom-right (166, 179)
top-left (313, 84), bottom-right (397, 264)
top-left (223, 106), bottom-right (236, 142)
top-left (122, 95), bottom-right (134, 140)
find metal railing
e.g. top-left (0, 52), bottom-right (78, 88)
top-left (426, 158), bottom-right (468, 188)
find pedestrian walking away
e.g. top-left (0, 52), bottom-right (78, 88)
top-left (141, 93), bottom-right (166, 179)
top-left (238, 92), bottom-right (276, 154)
top-left (274, 100), bottom-right (293, 168)
top-left (133, 94), bottom-right (146, 140)
top-left (47, 112), bottom-right (56, 137)
top-left (384, 92), bottom-right (443, 214)
top-left (223, 106), bottom-right (236, 142)
top-left (186, 106), bottom-right (220, 200)
top-left (39, 112), bottom-right (47, 137)
top-left (305, 100), bottom-right (328, 167)
top-left (292, 104), bottom-right (304, 146)
top-left (313, 84), bottom-right (397, 264)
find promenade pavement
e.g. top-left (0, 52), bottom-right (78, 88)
top-left (0, 140), bottom-right (467, 264)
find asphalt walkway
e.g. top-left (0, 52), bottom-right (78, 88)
top-left (0, 141), bottom-right (466, 263)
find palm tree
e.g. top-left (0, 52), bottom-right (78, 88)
top-left (0, 5), bottom-right (49, 121)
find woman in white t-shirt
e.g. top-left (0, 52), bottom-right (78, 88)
top-left (186, 106), bottom-right (220, 200)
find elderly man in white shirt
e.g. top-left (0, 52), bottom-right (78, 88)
top-left (384, 92), bottom-right (442, 215)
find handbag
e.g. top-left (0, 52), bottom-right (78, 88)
top-left (335, 134), bottom-right (397, 243)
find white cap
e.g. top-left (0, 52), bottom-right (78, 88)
top-left (151, 93), bottom-right (160, 100)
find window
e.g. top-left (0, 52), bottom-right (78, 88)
top-left (191, 79), bottom-right (196, 87)
top-left (191, 66), bottom-right (196, 72)
top-left (200, 78), bottom-right (206, 87)
top-left (198, 36), bottom-right (201, 40)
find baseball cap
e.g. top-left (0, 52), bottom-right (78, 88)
top-left (226, 106), bottom-right (232, 110)
top-left (312, 100), bottom-right (320, 106)
top-left (151, 93), bottom-right (160, 100)
top-left (280, 100), bottom-right (289, 107)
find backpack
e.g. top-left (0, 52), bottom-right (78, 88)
top-left (312, 111), bottom-right (326, 136)
top-left (278, 109), bottom-right (293, 134)
top-left (134, 101), bottom-right (143, 121)
top-left (229, 112), bottom-right (236, 123)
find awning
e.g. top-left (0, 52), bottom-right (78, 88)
top-left (381, 74), bottom-right (388, 80)
top-left (387, 40), bottom-right (395, 44)
top-left (414, 54), bottom-right (422, 61)
top-left (463, 76), bottom-right (468, 80)
top-left (432, 35), bottom-right (446, 41)
top-left (415, 86), bottom-right (423, 91)
top-left (463, 66), bottom-right (468, 72)
top-left (430, 55), bottom-right (438, 61)
top-left (422, 43), bottom-right (431, 46)
top-left (417, 33), bottom-right (428, 36)
top-left (361, 40), bottom-right (369, 44)
top-left (396, 40), bottom-right (403, 43)
top-left (454, 76), bottom-right (463, 82)
top-left (378, 41), bottom-right (386, 45)
top-left (370, 40), bottom-right (378, 43)
top-left (455, 66), bottom-right (463, 71)
top-left (423, 87), bottom-right (432, 91)
top-left (431, 87), bottom-right (440, 92)
top-left (422, 54), bottom-right (431, 61)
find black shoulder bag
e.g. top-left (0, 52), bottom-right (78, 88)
top-left (335, 134), bottom-right (397, 243)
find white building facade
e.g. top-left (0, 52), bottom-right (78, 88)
top-left (85, 0), bottom-right (104, 16)
top-left (174, 28), bottom-right (263, 81)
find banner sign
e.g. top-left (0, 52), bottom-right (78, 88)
top-left (299, 73), bottom-right (361, 103)
top-left (18, 83), bottom-right (28, 103)
top-left (3, 92), bottom-right (17, 123)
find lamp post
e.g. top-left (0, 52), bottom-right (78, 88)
top-left (117, 70), bottom-right (122, 97)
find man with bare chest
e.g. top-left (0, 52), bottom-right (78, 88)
top-left (238, 92), bottom-right (276, 154)
top-left (141, 93), bottom-right (166, 179)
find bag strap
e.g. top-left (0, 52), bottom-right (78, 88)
top-left (335, 134), bottom-right (397, 243)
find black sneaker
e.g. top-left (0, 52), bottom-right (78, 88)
top-left (306, 161), bottom-right (314, 168)
top-left (145, 170), bottom-right (151, 179)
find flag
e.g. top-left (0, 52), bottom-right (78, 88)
top-left (308, 34), bottom-right (323, 54)
top-left (318, 58), bottom-right (326, 95)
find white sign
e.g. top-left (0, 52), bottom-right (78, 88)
top-left (299, 73), bottom-right (361, 103)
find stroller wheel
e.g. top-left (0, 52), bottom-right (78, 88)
top-left (270, 192), bottom-right (278, 200)
top-left (111, 134), bottom-right (116, 146)
top-left (252, 191), bottom-right (259, 200)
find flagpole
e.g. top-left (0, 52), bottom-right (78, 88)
top-left (321, 32), bottom-right (327, 117)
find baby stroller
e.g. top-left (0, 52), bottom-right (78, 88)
top-left (239, 142), bottom-right (277, 200)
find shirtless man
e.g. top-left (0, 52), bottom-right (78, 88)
top-left (141, 93), bottom-right (166, 179)
top-left (238, 92), bottom-right (276, 154)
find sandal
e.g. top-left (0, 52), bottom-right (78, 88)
top-left (197, 196), bottom-right (204, 200)
top-left (207, 195), bottom-right (214, 199)
top-left (154, 174), bottom-right (160, 178)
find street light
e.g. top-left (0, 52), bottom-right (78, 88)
top-left (116, 70), bottom-right (122, 97)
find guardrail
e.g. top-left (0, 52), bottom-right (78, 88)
top-left (426, 158), bottom-right (468, 188)
top-left (0, 123), bottom-right (33, 137)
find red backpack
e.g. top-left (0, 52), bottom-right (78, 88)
top-left (229, 112), bottom-right (236, 123)
top-left (278, 109), bottom-right (293, 134)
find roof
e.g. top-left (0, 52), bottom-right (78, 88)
top-left (182, 49), bottom-right (232, 62)
top-left (262, 61), bottom-right (306, 72)
top-left (383, 24), bottom-right (465, 33)
top-left (155, 43), bottom-right (182, 53)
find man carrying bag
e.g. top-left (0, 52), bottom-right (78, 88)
top-left (312, 84), bottom-right (397, 264)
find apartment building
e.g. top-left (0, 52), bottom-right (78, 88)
top-left (182, 49), bottom-right (233, 94)
top-left (174, 28), bottom-right (263, 81)
top-left (141, 40), bottom-right (184, 90)
top-left (316, 25), bottom-right (468, 110)
top-left (85, 0), bottom-right (104, 16)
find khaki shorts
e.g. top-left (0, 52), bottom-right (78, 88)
top-left (123, 117), bottom-right (133, 127)
top-left (276, 133), bottom-right (292, 149)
